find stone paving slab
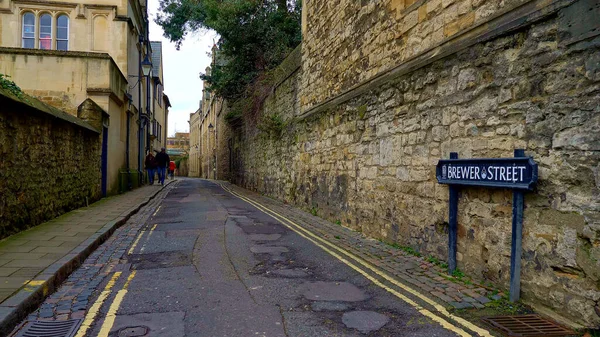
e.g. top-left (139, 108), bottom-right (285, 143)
top-left (0, 181), bottom-right (173, 336)
top-left (222, 182), bottom-right (504, 311)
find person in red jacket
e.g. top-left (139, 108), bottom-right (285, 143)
top-left (169, 161), bottom-right (176, 180)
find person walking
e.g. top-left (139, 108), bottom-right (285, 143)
top-left (155, 147), bottom-right (170, 185)
top-left (169, 161), bottom-right (176, 180)
top-left (144, 151), bottom-right (157, 185)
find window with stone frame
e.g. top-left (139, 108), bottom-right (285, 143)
top-left (21, 12), bottom-right (69, 50)
top-left (56, 15), bottom-right (69, 51)
top-left (39, 13), bottom-right (52, 49)
top-left (22, 12), bottom-right (35, 48)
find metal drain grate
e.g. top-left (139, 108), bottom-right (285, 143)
top-left (12, 319), bottom-right (83, 337)
top-left (481, 315), bottom-right (576, 337)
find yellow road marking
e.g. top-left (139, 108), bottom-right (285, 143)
top-left (127, 230), bottom-right (146, 255)
top-left (140, 224), bottom-right (158, 253)
top-left (75, 272), bottom-right (122, 337)
top-left (152, 206), bottom-right (162, 217)
top-left (219, 183), bottom-right (492, 337)
top-left (98, 271), bottom-right (137, 337)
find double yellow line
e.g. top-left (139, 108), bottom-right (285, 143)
top-left (77, 219), bottom-right (160, 337)
top-left (217, 182), bottom-right (492, 337)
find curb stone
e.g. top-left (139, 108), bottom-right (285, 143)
top-left (0, 180), bottom-right (174, 336)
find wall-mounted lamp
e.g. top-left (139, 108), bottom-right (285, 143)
top-left (141, 55), bottom-right (152, 77)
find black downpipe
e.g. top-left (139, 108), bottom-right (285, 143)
top-left (126, 110), bottom-right (131, 191)
top-left (138, 37), bottom-right (143, 186)
top-left (146, 70), bottom-right (151, 152)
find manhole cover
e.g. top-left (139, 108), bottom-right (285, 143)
top-left (118, 326), bottom-right (149, 336)
top-left (12, 319), bottom-right (83, 337)
top-left (481, 315), bottom-right (576, 337)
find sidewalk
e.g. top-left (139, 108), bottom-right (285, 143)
top-left (0, 181), bottom-right (172, 334)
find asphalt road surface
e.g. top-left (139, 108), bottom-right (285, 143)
top-left (19, 178), bottom-right (494, 336)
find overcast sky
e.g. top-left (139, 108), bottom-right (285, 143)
top-left (148, 0), bottom-right (215, 136)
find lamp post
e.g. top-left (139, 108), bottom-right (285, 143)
top-left (141, 55), bottom-right (152, 77)
top-left (208, 123), bottom-right (215, 179)
top-left (136, 42), bottom-right (153, 187)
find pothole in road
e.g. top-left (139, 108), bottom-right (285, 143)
top-left (250, 260), bottom-right (312, 279)
top-left (129, 251), bottom-right (191, 270)
top-left (271, 268), bottom-right (310, 278)
top-left (117, 326), bottom-right (149, 337)
top-left (250, 245), bottom-right (289, 262)
top-left (302, 281), bottom-right (368, 302)
top-left (342, 311), bottom-right (390, 333)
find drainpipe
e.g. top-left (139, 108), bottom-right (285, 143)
top-left (146, 67), bottom-right (151, 153)
top-left (138, 35), bottom-right (144, 185)
top-left (126, 106), bottom-right (131, 191)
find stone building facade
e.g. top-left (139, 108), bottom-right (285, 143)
top-left (188, 58), bottom-right (229, 180)
top-left (215, 0), bottom-right (600, 328)
top-left (0, 0), bottom-right (167, 194)
top-left (149, 41), bottom-right (169, 154)
top-left (189, 106), bottom-right (202, 177)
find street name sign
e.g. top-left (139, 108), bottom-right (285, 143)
top-left (436, 157), bottom-right (538, 190)
top-left (436, 150), bottom-right (538, 303)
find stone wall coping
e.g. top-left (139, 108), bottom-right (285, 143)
top-left (0, 47), bottom-right (128, 86)
top-left (0, 86), bottom-right (99, 133)
top-left (0, 47), bottom-right (111, 59)
top-left (298, 0), bottom-right (576, 120)
top-left (272, 45), bottom-right (302, 90)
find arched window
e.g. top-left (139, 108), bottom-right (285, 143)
top-left (56, 15), bottom-right (69, 50)
top-left (39, 13), bottom-right (52, 49)
top-left (22, 12), bottom-right (35, 48)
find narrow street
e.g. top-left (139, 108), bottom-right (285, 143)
top-left (16, 178), bottom-right (493, 337)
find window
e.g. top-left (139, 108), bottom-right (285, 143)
top-left (21, 13), bottom-right (69, 51)
top-left (22, 13), bottom-right (35, 48)
top-left (56, 15), bottom-right (68, 51)
top-left (158, 85), bottom-right (163, 107)
top-left (39, 14), bottom-right (52, 49)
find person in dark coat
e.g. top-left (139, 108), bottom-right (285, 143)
top-left (155, 147), bottom-right (170, 185)
top-left (144, 151), bottom-right (157, 185)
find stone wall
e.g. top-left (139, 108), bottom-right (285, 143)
top-left (224, 0), bottom-right (600, 327)
top-left (300, 0), bottom-right (534, 111)
top-left (0, 88), bottom-right (101, 240)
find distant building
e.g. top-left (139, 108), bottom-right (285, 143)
top-left (188, 45), bottom-right (224, 180)
top-left (167, 132), bottom-right (190, 157)
top-left (189, 105), bottom-right (202, 177)
top-left (149, 41), bottom-right (169, 153)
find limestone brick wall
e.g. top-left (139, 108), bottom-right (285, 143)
top-left (226, 3), bottom-right (600, 327)
top-left (0, 90), bottom-right (101, 240)
top-left (302, 0), bottom-right (527, 112)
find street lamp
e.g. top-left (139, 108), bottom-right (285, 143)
top-left (208, 123), bottom-right (216, 179)
top-left (141, 55), bottom-right (152, 77)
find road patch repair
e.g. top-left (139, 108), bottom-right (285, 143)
top-left (217, 181), bottom-right (582, 337)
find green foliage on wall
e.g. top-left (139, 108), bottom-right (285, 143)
top-left (0, 74), bottom-right (25, 100)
